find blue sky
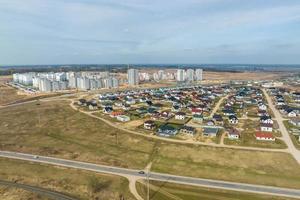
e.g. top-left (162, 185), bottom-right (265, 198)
top-left (1, 0), bottom-right (300, 65)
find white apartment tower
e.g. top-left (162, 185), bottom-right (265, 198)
top-left (186, 69), bottom-right (194, 82)
top-left (128, 69), bottom-right (139, 85)
top-left (177, 69), bottom-right (185, 82)
top-left (195, 69), bottom-right (203, 81)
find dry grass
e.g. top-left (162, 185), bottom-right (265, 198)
top-left (0, 84), bottom-right (27, 105)
top-left (0, 186), bottom-right (50, 200)
top-left (136, 181), bottom-right (296, 200)
top-left (0, 158), bottom-right (134, 200)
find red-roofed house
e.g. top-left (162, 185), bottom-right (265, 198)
top-left (255, 132), bottom-right (275, 141)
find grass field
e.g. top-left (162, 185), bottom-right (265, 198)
top-left (0, 84), bottom-right (27, 105)
top-left (0, 186), bottom-right (51, 200)
top-left (0, 158), bottom-right (134, 200)
top-left (136, 181), bottom-right (295, 200)
top-left (1, 100), bottom-right (300, 189)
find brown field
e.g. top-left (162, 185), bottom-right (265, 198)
top-left (204, 71), bottom-right (285, 81)
top-left (0, 84), bottom-right (27, 105)
top-left (0, 158), bottom-right (134, 200)
top-left (0, 186), bottom-right (50, 200)
top-left (1, 101), bottom-right (300, 189)
top-left (0, 75), bottom-right (12, 83)
top-left (136, 181), bottom-right (295, 200)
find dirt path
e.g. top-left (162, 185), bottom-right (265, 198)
top-left (220, 132), bottom-right (226, 145)
top-left (128, 177), bottom-right (144, 200)
top-left (263, 89), bottom-right (300, 164)
top-left (209, 95), bottom-right (229, 118)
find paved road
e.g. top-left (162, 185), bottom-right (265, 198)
top-left (0, 179), bottom-right (77, 200)
top-left (263, 89), bottom-right (300, 164)
top-left (0, 151), bottom-right (299, 199)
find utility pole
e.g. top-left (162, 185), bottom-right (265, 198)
top-left (147, 169), bottom-right (150, 200)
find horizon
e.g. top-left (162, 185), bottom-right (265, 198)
top-left (1, 0), bottom-right (300, 65)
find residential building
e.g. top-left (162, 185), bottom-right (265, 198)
top-left (186, 69), bottom-right (194, 82)
top-left (128, 69), bottom-right (139, 85)
top-left (255, 132), bottom-right (275, 141)
top-left (228, 128), bottom-right (240, 139)
top-left (177, 69), bottom-right (185, 82)
top-left (195, 69), bottom-right (203, 81)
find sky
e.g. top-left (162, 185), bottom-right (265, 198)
top-left (1, 0), bottom-right (300, 65)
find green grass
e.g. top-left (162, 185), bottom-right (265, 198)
top-left (136, 181), bottom-right (296, 200)
top-left (0, 158), bottom-right (134, 200)
top-left (1, 101), bottom-right (300, 189)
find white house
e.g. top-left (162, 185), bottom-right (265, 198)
top-left (287, 111), bottom-right (297, 117)
top-left (289, 119), bottom-right (300, 127)
top-left (229, 115), bottom-right (239, 124)
top-left (258, 104), bottom-right (267, 111)
top-left (260, 116), bottom-right (273, 124)
top-left (175, 112), bottom-right (186, 120)
top-left (260, 123), bottom-right (273, 132)
top-left (116, 115), bottom-right (130, 122)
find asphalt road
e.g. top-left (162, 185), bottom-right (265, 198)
top-left (0, 151), bottom-right (300, 199)
top-left (0, 179), bottom-right (77, 200)
top-left (263, 89), bottom-right (300, 164)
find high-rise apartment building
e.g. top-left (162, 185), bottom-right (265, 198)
top-left (128, 69), bottom-right (139, 85)
top-left (177, 69), bottom-right (185, 82)
top-left (195, 69), bottom-right (203, 81)
top-left (186, 69), bottom-right (194, 82)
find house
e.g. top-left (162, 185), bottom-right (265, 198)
top-left (122, 104), bottom-right (131, 111)
top-left (144, 120), bottom-right (156, 130)
top-left (110, 111), bottom-right (124, 118)
top-left (260, 116), bottom-right (273, 124)
top-left (191, 108), bottom-right (202, 115)
top-left (157, 125), bottom-right (178, 137)
top-left (206, 120), bottom-right (215, 126)
top-left (172, 105), bottom-right (181, 112)
top-left (228, 128), bottom-right (240, 139)
top-left (160, 111), bottom-right (173, 120)
top-left (88, 102), bottom-right (98, 110)
top-left (175, 112), bottom-right (186, 120)
top-left (193, 114), bottom-right (203, 123)
top-left (257, 110), bottom-right (268, 117)
top-left (203, 127), bottom-right (218, 137)
top-left (287, 111), bottom-right (297, 117)
top-left (116, 115), bottom-right (130, 122)
top-left (103, 106), bottom-right (113, 113)
top-left (78, 99), bottom-right (87, 106)
top-left (289, 118), bottom-right (300, 127)
top-left (258, 103), bottom-right (267, 111)
top-left (213, 114), bottom-right (223, 124)
top-left (223, 109), bottom-right (235, 116)
top-left (180, 126), bottom-right (196, 135)
top-left (229, 115), bottom-right (238, 124)
top-left (260, 123), bottom-right (273, 132)
top-left (255, 132), bottom-right (275, 141)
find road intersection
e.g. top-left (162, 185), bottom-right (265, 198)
top-left (0, 151), bottom-right (300, 199)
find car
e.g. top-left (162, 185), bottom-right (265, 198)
top-left (138, 171), bottom-right (145, 174)
top-left (34, 156), bottom-right (39, 159)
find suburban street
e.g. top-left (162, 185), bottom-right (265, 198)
top-left (263, 89), bottom-right (300, 164)
top-left (0, 151), bottom-right (300, 199)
